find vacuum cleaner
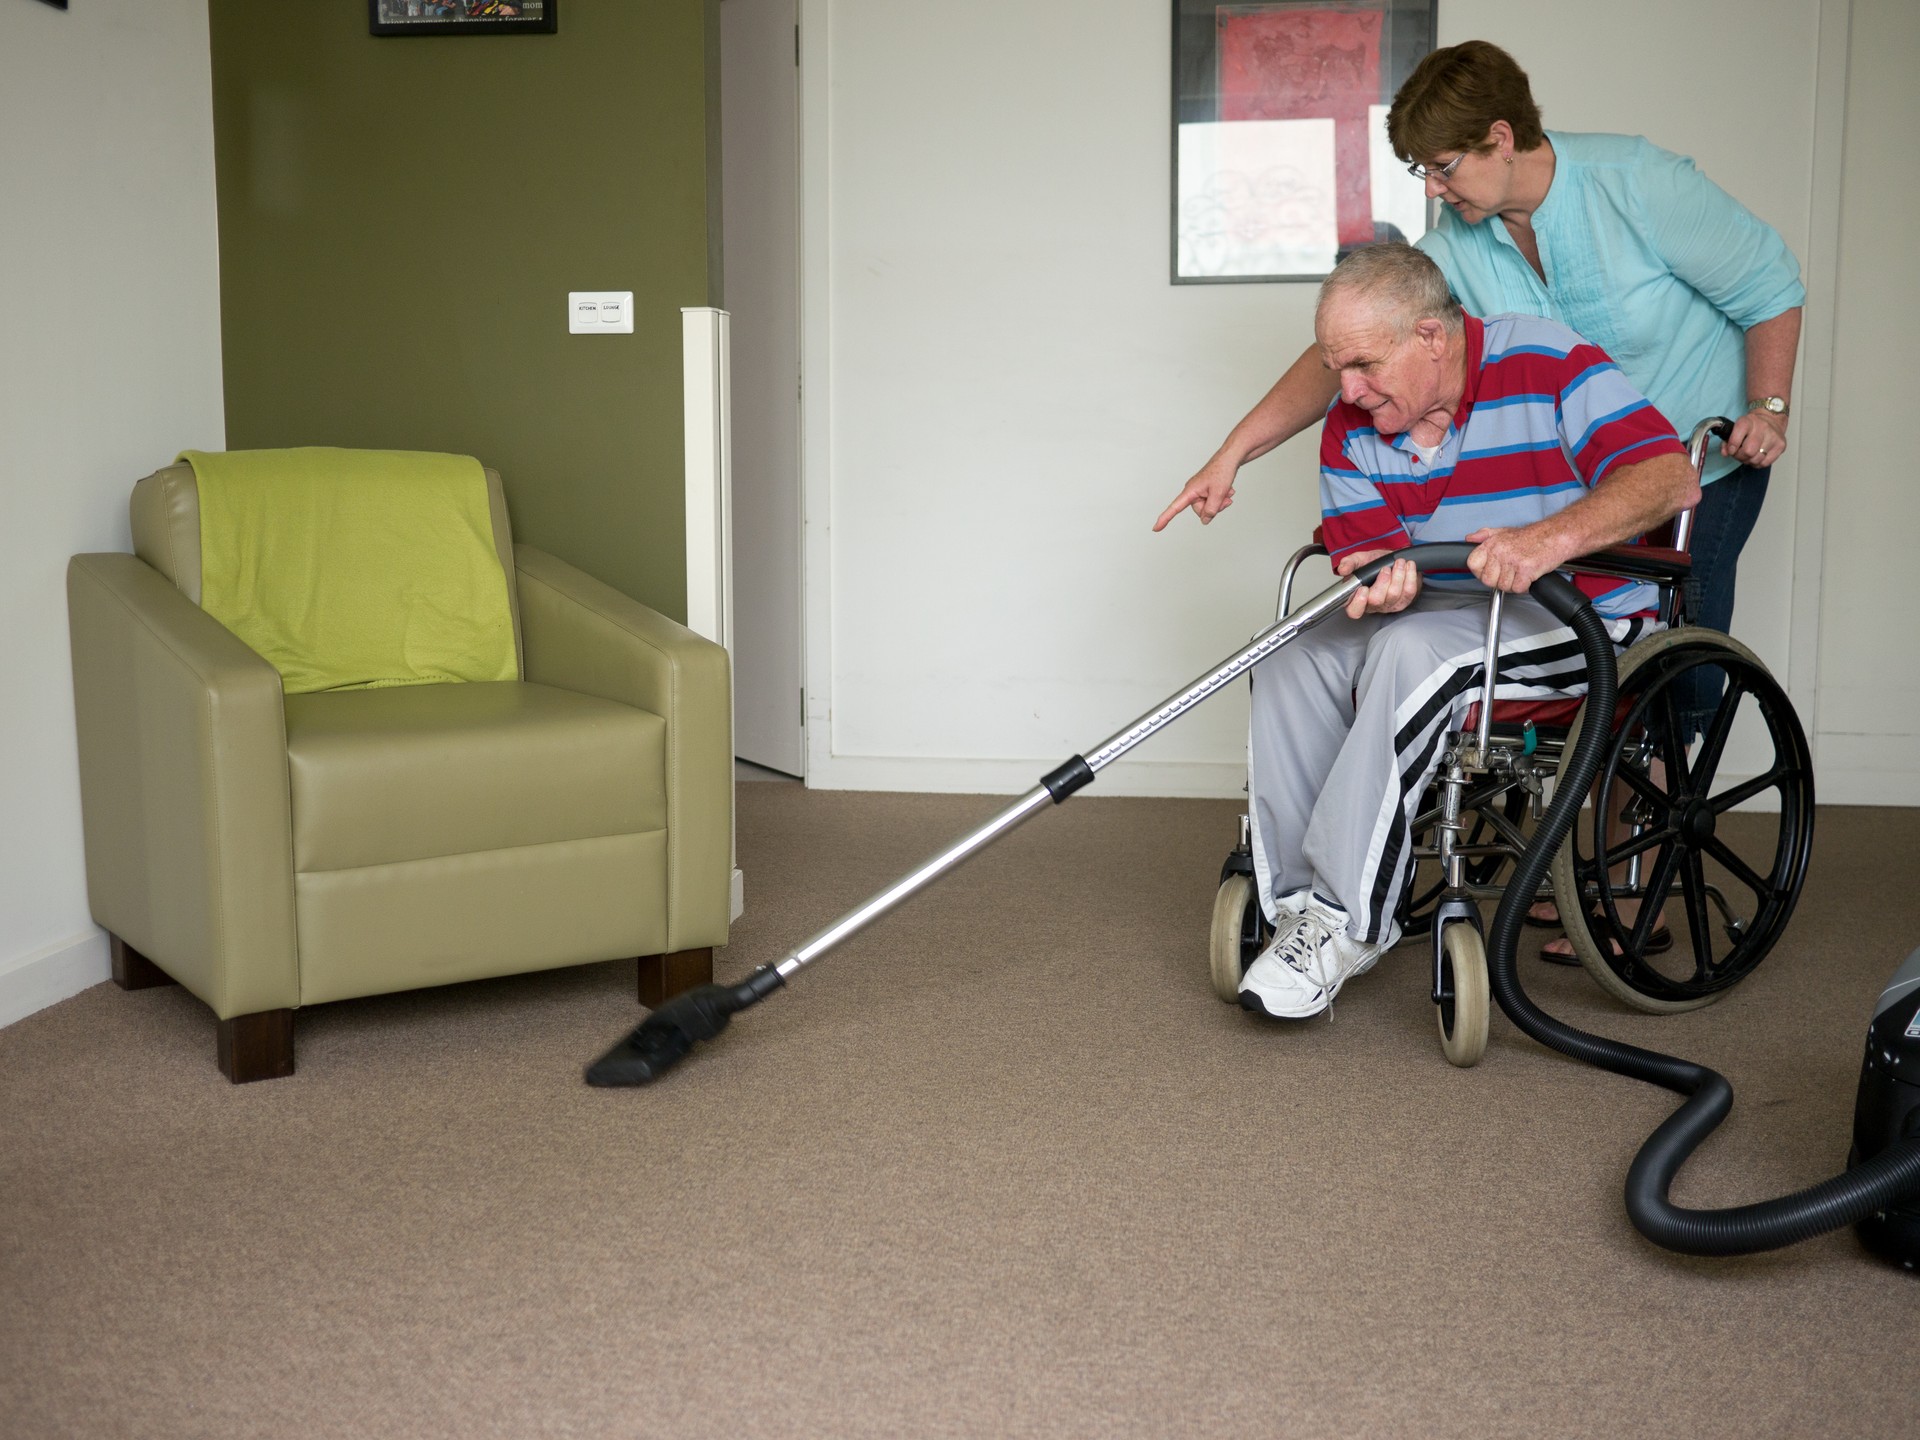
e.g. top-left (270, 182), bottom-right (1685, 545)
top-left (586, 544), bottom-right (1920, 1269)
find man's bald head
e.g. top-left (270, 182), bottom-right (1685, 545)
top-left (1315, 243), bottom-right (1462, 341)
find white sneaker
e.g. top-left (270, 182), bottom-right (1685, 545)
top-left (1238, 893), bottom-right (1383, 1020)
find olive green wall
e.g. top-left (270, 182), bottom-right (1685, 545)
top-left (207, 0), bottom-right (715, 620)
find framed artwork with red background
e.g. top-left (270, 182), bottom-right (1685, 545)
top-left (1173, 0), bottom-right (1435, 282)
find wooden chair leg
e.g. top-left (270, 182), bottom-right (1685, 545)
top-left (110, 935), bottom-right (177, 991)
top-left (217, 1010), bottom-right (295, 1084)
top-left (637, 948), bottom-right (714, 1008)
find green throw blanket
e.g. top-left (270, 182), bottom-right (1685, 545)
top-left (182, 447), bottom-right (518, 695)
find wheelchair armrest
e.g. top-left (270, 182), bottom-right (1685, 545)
top-left (1565, 544), bottom-right (1692, 585)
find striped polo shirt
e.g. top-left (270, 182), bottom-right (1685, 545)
top-left (1318, 311), bottom-right (1687, 618)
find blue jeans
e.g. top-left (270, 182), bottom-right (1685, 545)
top-left (1675, 463), bottom-right (1770, 740)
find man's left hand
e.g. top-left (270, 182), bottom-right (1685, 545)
top-left (1464, 526), bottom-right (1564, 595)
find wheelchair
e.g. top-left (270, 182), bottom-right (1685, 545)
top-left (1208, 419), bottom-right (1817, 1066)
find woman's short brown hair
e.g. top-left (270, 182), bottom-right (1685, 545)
top-left (1386, 41), bottom-right (1545, 164)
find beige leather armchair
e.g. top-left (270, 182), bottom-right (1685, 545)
top-left (67, 462), bottom-right (732, 1081)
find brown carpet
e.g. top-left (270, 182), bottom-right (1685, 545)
top-left (3, 788), bottom-right (1917, 1439)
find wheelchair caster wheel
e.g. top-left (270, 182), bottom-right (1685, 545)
top-left (1209, 872), bottom-right (1265, 1003)
top-left (1436, 923), bottom-right (1489, 1068)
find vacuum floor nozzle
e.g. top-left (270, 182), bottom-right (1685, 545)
top-left (585, 969), bottom-right (784, 1086)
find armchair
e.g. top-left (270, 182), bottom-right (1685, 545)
top-left (66, 457), bottom-right (731, 1082)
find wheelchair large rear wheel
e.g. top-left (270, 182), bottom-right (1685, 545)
top-left (1548, 629), bottom-right (1814, 1013)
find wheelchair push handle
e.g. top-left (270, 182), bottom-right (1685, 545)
top-left (1677, 418), bottom-right (1736, 560)
top-left (1688, 416), bottom-right (1736, 474)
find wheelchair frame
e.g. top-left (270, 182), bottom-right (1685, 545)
top-left (1212, 419), bottom-right (1817, 1064)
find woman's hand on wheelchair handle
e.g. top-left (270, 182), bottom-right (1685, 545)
top-left (1722, 409), bottom-right (1787, 468)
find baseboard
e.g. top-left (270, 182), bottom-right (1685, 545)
top-left (0, 928), bottom-right (110, 1030)
top-left (805, 753), bottom-right (1246, 799)
top-left (806, 753), bottom-right (1900, 812)
top-left (1812, 769), bottom-right (1920, 808)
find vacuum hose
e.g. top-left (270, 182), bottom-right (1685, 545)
top-left (1458, 555), bottom-right (1920, 1256)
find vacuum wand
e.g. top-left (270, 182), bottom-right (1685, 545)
top-left (585, 546), bottom-right (1482, 1087)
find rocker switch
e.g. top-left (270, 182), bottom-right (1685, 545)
top-left (568, 291), bottom-right (633, 334)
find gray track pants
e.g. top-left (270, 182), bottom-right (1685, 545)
top-left (1249, 589), bottom-right (1650, 944)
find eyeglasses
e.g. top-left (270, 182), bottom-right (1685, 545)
top-left (1406, 152), bottom-right (1467, 183)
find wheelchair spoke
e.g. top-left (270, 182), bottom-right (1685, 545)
top-left (1654, 685), bottom-right (1693, 793)
top-left (1605, 823), bottom-right (1679, 867)
top-left (1701, 833), bottom-right (1772, 905)
top-left (1691, 675), bottom-right (1744, 791)
top-left (1615, 755), bottom-right (1672, 812)
top-left (1679, 846), bottom-right (1716, 974)
top-left (1605, 829), bottom-right (1681, 963)
top-left (1708, 766), bottom-right (1791, 814)
top-left (1625, 836), bottom-right (1683, 951)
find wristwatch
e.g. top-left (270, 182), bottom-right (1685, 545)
top-left (1747, 396), bottom-right (1790, 417)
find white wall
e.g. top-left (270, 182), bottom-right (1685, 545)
top-left (1817, 0), bottom-right (1920, 802)
top-left (803, 0), bottom-right (1899, 799)
top-left (0, 0), bottom-right (226, 1024)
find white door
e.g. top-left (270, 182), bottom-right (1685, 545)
top-left (721, 0), bottom-right (805, 777)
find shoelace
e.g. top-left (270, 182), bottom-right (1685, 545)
top-left (1271, 911), bottom-right (1345, 993)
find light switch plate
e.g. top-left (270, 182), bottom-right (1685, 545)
top-left (568, 291), bottom-right (634, 334)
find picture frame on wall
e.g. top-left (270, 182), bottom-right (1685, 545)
top-left (369, 1), bottom-right (557, 37)
top-left (1172, 0), bottom-right (1437, 283)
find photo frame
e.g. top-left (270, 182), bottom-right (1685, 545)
top-left (1172, 0), bottom-right (1437, 283)
top-left (369, 1), bottom-right (556, 37)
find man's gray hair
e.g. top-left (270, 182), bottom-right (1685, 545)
top-left (1316, 242), bottom-right (1463, 336)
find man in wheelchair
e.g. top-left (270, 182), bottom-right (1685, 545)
top-left (1239, 243), bottom-right (1702, 1020)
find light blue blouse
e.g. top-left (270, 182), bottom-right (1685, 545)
top-left (1416, 131), bottom-right (1805, 484)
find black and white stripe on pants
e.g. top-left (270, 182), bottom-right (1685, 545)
top-left (1248, 589), bottom-right (1652, 944)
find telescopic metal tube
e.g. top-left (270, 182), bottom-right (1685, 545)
top-left (1079, 576), bottom-right (1362, 776)
top-left (773, 786), bottom-right (1056, 978)
top-left (771, 571), bottom-right (1365, 980)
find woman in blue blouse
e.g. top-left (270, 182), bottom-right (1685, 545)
top-left (1157, 41), bottom-right (1804, 749)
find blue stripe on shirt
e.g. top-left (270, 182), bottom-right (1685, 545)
top-left (1590, 431), bottom-right (1676, 478)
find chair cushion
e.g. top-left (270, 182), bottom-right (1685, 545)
top-left (284, 681), bottom-right (665, 872)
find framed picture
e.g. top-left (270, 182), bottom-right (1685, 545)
top-left (1172, 0), bottom-right (1436, 283)
top-left (369, 1), bottom-right (556, 37)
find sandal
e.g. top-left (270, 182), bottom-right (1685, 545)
top-left (1522, 900), bottom-right (1561, 930)
top-left (1540, 910), bottom-right (1674, 966)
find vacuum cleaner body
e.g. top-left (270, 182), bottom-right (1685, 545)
top-left (1852, 946), bottom-right (1920, 1269)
